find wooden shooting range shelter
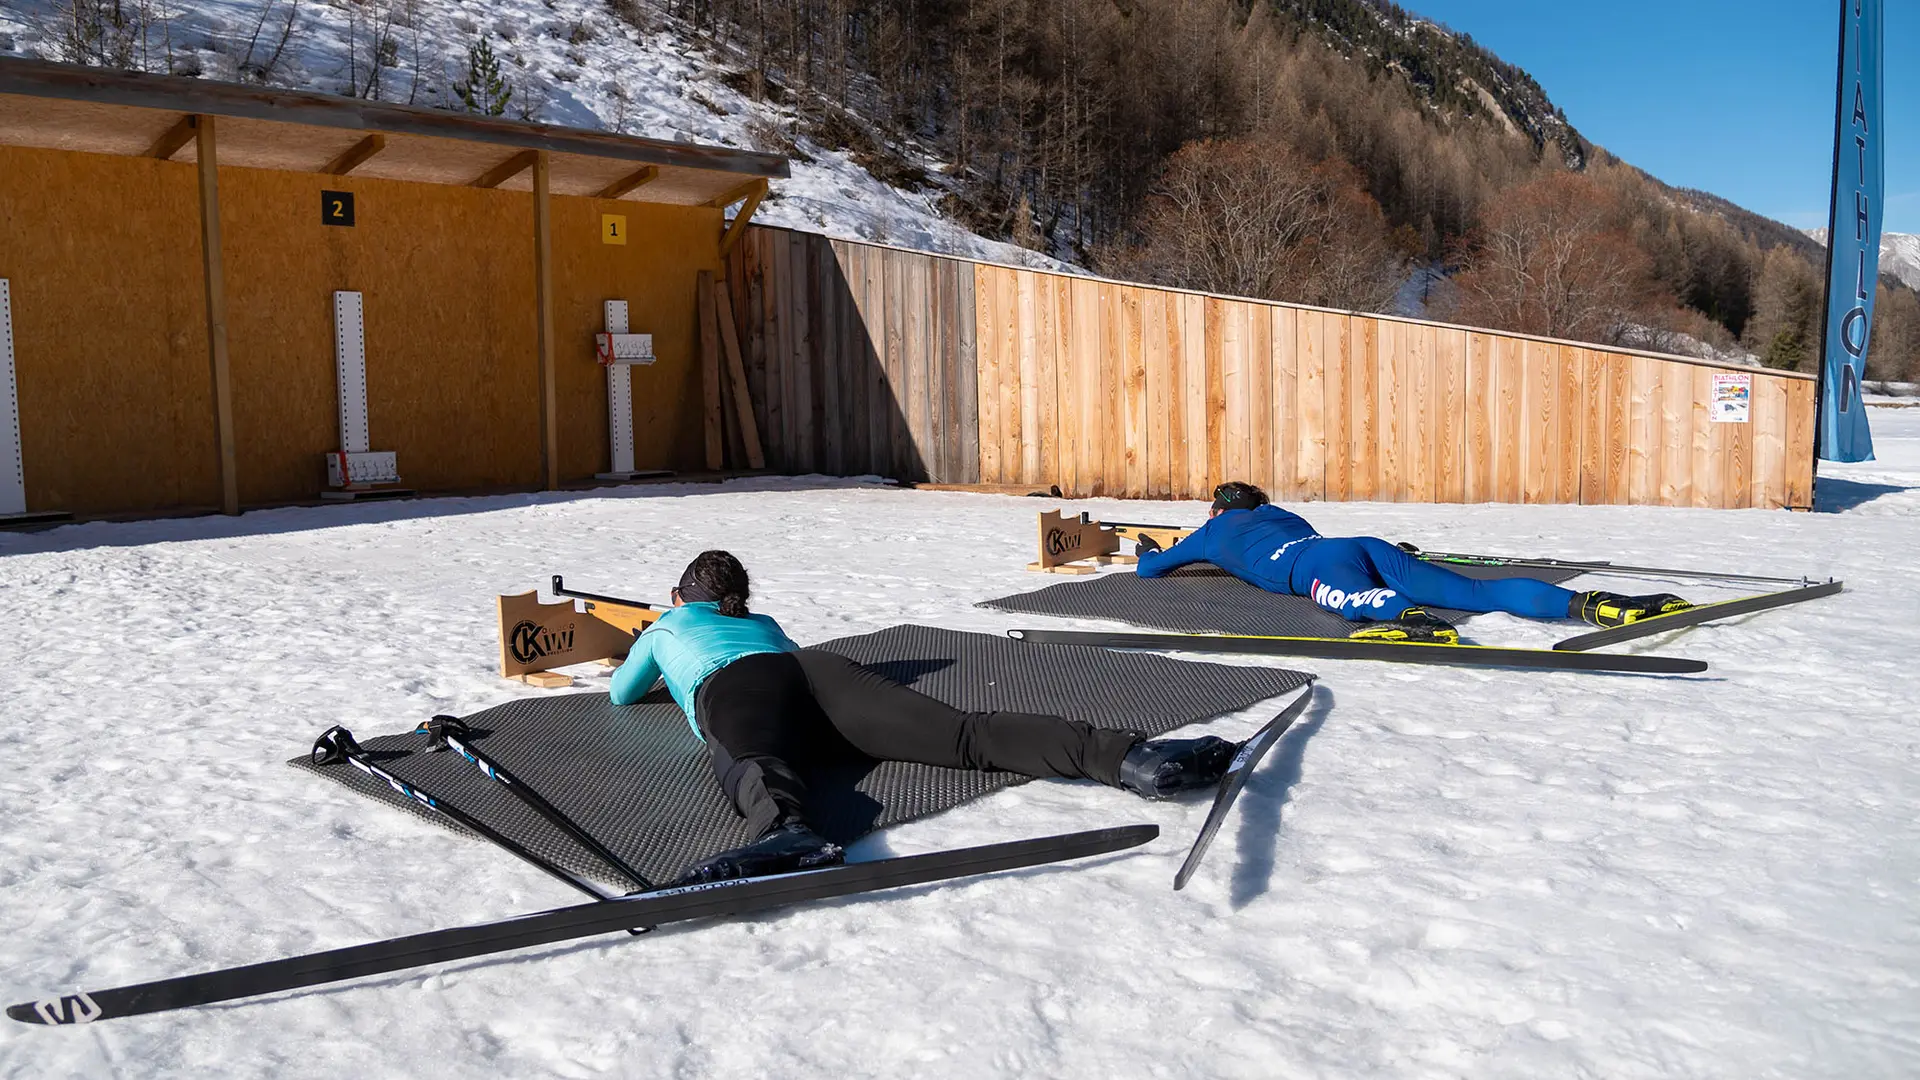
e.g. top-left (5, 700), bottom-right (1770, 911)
top-left (0, 57), bottom-right (785, 517)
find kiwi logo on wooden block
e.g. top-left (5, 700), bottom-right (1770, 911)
top-left (321, 190), bottom-right (355, 227)
top-left (496, 591), bottom-right (636, 679)
top-left (1031, 509), bottom-right (1120, 570)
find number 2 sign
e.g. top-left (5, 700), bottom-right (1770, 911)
top-left (321, 190), bottom-right (356, 227)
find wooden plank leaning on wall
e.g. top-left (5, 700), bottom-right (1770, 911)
top-left (194, 114), bottom-right (240, 515)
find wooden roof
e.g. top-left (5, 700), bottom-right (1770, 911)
top-left (0, 57), bottom-right (788, 205)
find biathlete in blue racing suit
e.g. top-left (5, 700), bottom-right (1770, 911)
top-left (1134, 482), bottom-right (1689, 643)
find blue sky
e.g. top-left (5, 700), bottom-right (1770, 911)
top-left (1406, 0), bottom-right (1917, 235)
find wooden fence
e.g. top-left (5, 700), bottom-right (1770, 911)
top-left (727, 225), bottom-right (1815, 510)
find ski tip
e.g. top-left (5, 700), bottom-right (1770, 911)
top-left (6, 1002), bottom-right (46, 1025)
top-left (1005, 629), bottom-right (1027, 640)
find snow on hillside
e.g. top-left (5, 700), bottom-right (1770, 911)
top-left (1806, 228), bottom-right (1920, 291)
top-left (0, 0), bottom-right (1070, 271)
top-left (0, 415), bottom-right (1916, 1076)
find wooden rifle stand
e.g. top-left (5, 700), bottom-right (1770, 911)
top-left (497, 576), bottom-right (665, 687)
top-left (1026, 510), bottom-right (1194, 573)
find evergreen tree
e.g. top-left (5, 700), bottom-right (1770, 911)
top-left (454, 38), bottom-right (512, 117)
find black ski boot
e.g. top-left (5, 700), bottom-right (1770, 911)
top-left (1570, 591), bottom-right (1692, 628)
top-left (1348, 607), bottom-right (1460, 644)
top-left (1118, 736), bottom-right (1238, 799)
top-left (673, 821), bottom-right (845, 886)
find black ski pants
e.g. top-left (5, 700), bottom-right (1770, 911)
top-left (693, 649), bottom-right (1143, 837)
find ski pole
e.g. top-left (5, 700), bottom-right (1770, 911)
top-left (419, 716), bottom-right (656, 892)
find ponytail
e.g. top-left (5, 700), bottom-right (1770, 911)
top-left (677, 550), bottom-right (752, 617)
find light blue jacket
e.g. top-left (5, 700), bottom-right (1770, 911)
top-left (608, 601), bottom-right (799, 738)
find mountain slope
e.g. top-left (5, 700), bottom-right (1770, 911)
top-left (1807, 229), bottom-right (1920, 291)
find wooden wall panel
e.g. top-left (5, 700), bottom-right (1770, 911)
top-left (1296, 310), bottom-right (1327, 500)
top-left (718, 225), bottom-right (1815, 513)
top-left (1405, 321), bottom-right (1436, 503)
top-left (1271, 306), bottom-right (1299, 501)
top-left (1350, 316), bottom-right (1379, 502)
top-left (1322, 315), bottom-right (1352, 502)
top-left (1784, 379), bottom-right (1816, 510)
top-left (1144, 290), bottom-right (1173, 499)
top-left (1464, 332), bottom-right (1495, 503)
top-left (1435, 327), bottom-right (1466, 503)
top-left (1378, 318), bottom-right (1406, 501)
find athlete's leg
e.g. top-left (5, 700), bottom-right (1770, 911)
top-left (694, 652), bottom-right (828, 837)
top-left (793, 649), bottom-right (1140, 784)
top-left (1358, 537), bottom-right (1575, 619)
top-left (1290, 537), bottom-right (1418, 622)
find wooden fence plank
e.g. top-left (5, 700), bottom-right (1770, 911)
top-left (1322, 315), bottom-right (1352, 502)
top-left (1221, 300), bottom-right (1249, 485)
top-left (1042, 275), bottom-right (1067, 489)
top-left (1578, 349), bottom-right (1607, 502)
top-left (883, 248), bottom-right (910, 477)
top-left (1726, 394), bottom-right (1753, 509)
top-left (1556, 344), bottom-right (1582, 504)
top-left (1520, 340), bottom-right (1553, 504)
top-left (1119, 286), bottom-right (1146, 497)
top-left (1406, 322), bottom-right (1436, 503)
top-left (1752, 370), bottom-right (1786, 509)
top-left (1204, 298), bottom-right (1228, 493)
top-left (1351, 316), bottom-right (1379, 501)
top-left (764, 230), bottom-right (790, 466)
top-left (927, 258), bottom-right (951, 481)
top-left (790, 233), bottom-right (817, 471)
top-left (1070, 277), bottom-right (1100, 495)
top-left (1605, 353), bottom-right (1631, 504)
top-left (863, 243), bottom-right (891, 476)
top-left (1272, 306), bottom-right (1299, 500)
top-left (1379, 318), bottom-right (1406, 501)
top-left (1463, 332), bottom-right (1494, 502)
top-left (1691, 365), bottom-right (1715, 508)
top-left (1182, 294), bottom-right (1208, 498)
top-left (1659, 357), bottom-right (1690, 506)
top-left (1247, 302), bottom-right (1273, 494)
top-left (973, 266), bottom-right (1002, 484)
top-left (845, 244), bottom-right (872, 476)
top-left (1783, 378), bottom-right (1816, 509)
top-left (1145, 291), bottom-right (1173, 499)
top-left (1435, 327), bottom-right (1465, 503)
top-left (905, 256), bottom-right (932, 480)
top-left (1015, 271), bottom-right (1039, 484)
top-left (1627, 356), bottom-right (1657, 505)
top-left (816, 240), bottom-right (843, 475)
top-left (1493, 336), bottom-right (1522, 503)
top-left (956, 263), bottom-right (980, 484)
top-left (1297, 310), bottom-right (1326, 500)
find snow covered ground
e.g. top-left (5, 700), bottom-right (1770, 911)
top-left (1, 412), bottom-right (1916, 1079)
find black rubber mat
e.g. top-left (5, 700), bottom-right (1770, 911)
top-left (291, 625), bottom-right (1309, 887)
top-left (978, 563), bottom-right (1584, 638)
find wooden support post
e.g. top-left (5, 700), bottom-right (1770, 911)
top-left (323, 133), bottom-right (386, 176)
top-left (474, 149), bottom-right (539, 189)
top-left (697, 271), bottom-right (725, 470)
top-left (717, 178), bottom-right (767, 259)
top-left (533, 151), bottom-right (559, 490)
top-left (713, 281), bottom-right (767, 469)
top-left (596, 165), bottom-right (659, 200)
top-left (146, 114), bottom-right (198, 160)
top-left (194, 115), bottom-right (239, 516)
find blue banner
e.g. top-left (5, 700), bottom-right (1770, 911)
top-left (1817, 0), bottom-right (1883, 462)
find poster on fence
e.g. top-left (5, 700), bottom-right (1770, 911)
top-left (1711, 372), bottom-right (1752, 424)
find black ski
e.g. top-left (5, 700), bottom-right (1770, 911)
top-left (1174, 688), bottom-right (1314, 891)
top-left (7, 825), bottom-right (1156, 1025)
top-left (311, 726), bottom-right (615, 903)
top-left (418, 715), bottom-right (656, 891)
top-left (1398, 544), bottom-right (1810, 587)
top-left (1553, 579), bottom-right (1843, 651)
top-left (1008, 629), bottom-right (1707, 674)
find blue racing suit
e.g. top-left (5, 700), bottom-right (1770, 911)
top-left (1135, 505), bottom-right (1575, 623)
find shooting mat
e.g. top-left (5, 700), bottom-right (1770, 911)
top-left (979, 563), bottom-right (1584, 638)
top-left (292, 625), bottom-right (1309, 887)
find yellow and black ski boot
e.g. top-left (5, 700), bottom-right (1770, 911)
top-left (1571, 591), bottom-right (1693, 628)
top-left (1348, 608), bottom-right (1460, 644)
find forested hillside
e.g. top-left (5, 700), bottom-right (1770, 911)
top-left (7, 0), bottom-right (1917, 379)
top-left (664, 0), bottom-right (1918, 380)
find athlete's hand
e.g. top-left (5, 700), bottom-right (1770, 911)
top-left (1134, 534), bottom-right (1162, 557)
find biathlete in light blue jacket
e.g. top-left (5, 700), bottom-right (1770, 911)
top-left (1134, 482), bottom-right (1690, 643)
top-left (611, 550), bottom-right (1245, 887)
